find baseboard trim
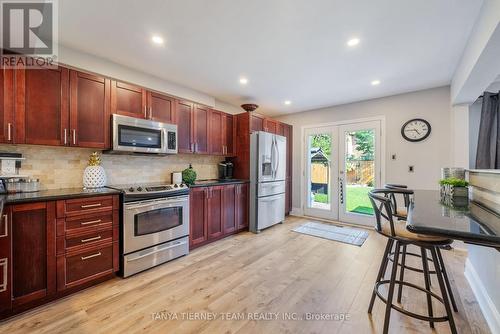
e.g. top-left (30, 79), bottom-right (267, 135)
top-left (290, 207), bottom-right (303, 216)
top-left (464, 258), bottom-right (500, 334)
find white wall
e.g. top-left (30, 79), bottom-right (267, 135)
top-left (277, 86), bottom-right (452, 210)
top-left (57, 45), bottom-right (240, 114)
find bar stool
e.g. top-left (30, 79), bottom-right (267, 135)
top-left (382, 185), bottom-right (458, 310)
top-left (368, 188), bottom-right (458, 334)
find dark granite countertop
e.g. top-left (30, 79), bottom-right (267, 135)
top-left (1, 187), bottom-right (122, 205)
top-left (406, 190), bottom-right (500, 249)
top-left (189, 179), bottom-right (250, 188)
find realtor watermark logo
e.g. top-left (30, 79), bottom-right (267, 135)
top-left (1, 0), bottom-right (58, 68)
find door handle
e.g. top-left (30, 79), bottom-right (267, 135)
top-left (0, 258), bottom-right (7, 292)
top-left (0, 214), bottom-right (7, 238)
top-left (7, 123), bottom-right (12, 141)
top-left (339, 178), bottom-right (344, 204)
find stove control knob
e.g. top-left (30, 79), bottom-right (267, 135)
top-left (174, 184), bottom-right (179, 188)
top-left (128, 187), bottom-right (135, 192)
top-left (137, 186), bottom-right (143, 192)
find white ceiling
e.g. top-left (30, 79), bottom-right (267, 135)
top-left (58, 0), bottom-right (483, 116)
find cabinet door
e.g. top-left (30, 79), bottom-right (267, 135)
top-left (222, 184), bottom-right (236, 234)
top-left (236, 183), bottom-right (249, 230)
top-left (223, 114), bottom-right (235, 156)
top-left (0, 66), bottom-right (14, 143)
top-left (189, 187), bottom-right (208, 248)
top-left (207, 186), bottom-right (223, 240)
top-left (15, 67), bottom-right (69, 145)
top-left (148, 91), bottom-right (175, 123)
top-left (11, 202), bottom-right (56, 308)
top-left (209, 110), bottom-right (224, 155)
top-left (264, 119), bottom-right (278, 134)
top-left (177, 100), bottom-right (194, 153)
top-left (193, 104), bottom-right (210, 154)
top-left (111, 81), bottom-right (147, 119)
top-left (285, 179), bottom-right (292, 215)
top-left (277, 122), bottom-right (286, 136)
top-left (250, 114), bottom-right (264, 132)
top-left (0, 207), bottom-right (12, 314)
top-left (69, 71), bottom-right (111, 148)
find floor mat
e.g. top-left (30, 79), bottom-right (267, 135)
top-left (292, 221), bottom-right (369, 246)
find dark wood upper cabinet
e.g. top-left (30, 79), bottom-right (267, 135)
top-left (250, 114), bottom-right (264, 132)
top-left (223, 114), bottom-right (235, 156)
top-left (148, 91), bottom-right (175, 124)
top-left (15, 67), bottom-right (69, 145)
top-left (189, 187), bottom-right (208, 248)
top-left (10, 202), bottom-right (56, 308)
top-left (277, 122), bottom-right (286, 136)
top-left (193, 104), bottom-right (210, 154)
top-left (176, 100), bottom-right (194, 153)
top-left (0, 207), bottom-right (12, 315)
top-left (69, 71), bottom-right (110, 149)
top-left (222, 184), bottom-right (236, 234)
top-left (111, 80), bottom-right (147, 119)
top-left (209, 110), bottom-right (224, 155)
top-left (236, 183), bottom-right (249, 230)
top-left (264, 118), bottom-right (278, 134)
top-left (0, 66), bottom-right (14, 144)
top-left (207, 186), bottom-right (223, 239)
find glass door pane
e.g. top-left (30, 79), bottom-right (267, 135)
top-left (304, 127), bottom-right (338, 220)
top-left (339, 121), bottom-right (381, 225)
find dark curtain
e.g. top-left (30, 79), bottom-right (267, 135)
top-left (476, 92), bottom-right (500, 168)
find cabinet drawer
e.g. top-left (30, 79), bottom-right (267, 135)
top-left (65, 244), bottom-right (113, 285)
top-left (61, 196), bottom-right (114, 217)
top-left (65, 212), bottom-right (114, 233)
top-left (65, 229), bottom-right (113, 251)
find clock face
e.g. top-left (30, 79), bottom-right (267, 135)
top-left (401, 119), bottom-right (431, 142)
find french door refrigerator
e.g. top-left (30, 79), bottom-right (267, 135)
top-left (249, 131), bottom-right (287, 233)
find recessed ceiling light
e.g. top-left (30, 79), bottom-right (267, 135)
top-left (371, 80), bottom-right (381, 86)
top-left (284, 100), bottom-right (292, 105)
top-left (239, 77), bottom-right (248, 85)
top-left (347, 38), bottom-right (360, 47)
top-left (151, 35), bottom-right (164, 45)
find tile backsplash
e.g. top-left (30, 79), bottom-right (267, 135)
top-left (0, 144), bottom-right (221, 189)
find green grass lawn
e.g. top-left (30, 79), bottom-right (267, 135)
top-left (313, 185), bottom-right (374, 215)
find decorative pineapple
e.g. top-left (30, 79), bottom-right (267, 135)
top-left (83, 152), bottom-right (107, 189)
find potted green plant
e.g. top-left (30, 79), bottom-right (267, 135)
top-left (439, 177), bottom-right (469, 198)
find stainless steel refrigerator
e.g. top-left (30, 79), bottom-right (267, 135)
top-left (249, 131), bottom-right (287, 233)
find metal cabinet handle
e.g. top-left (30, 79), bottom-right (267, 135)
top-left (7, 123), bottom-right (12, 141)
top-left (0, 258), bottom-right (7, 292)
top-left (81, 203), bottom-right (102, 209)
top-left (64, 128), bottom-right (67, 145)
top-left (149, 107), bottom-right (152, 119)
top-left (72, 129), bottom-right (76, 145)
top-left (0, 215), bottom-right (7, 238)
top-left (80, 219), bottom-right (102, 226)
top-left (144, 105), bottom-right (147, 118)
top-left (81, 235), bottom-right (102, 243)
top-left (81, 252), bottom-right (101, 260)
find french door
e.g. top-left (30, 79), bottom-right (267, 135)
top-left (304, 120), bottom-right (381, 226)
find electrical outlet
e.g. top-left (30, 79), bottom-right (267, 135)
top-left (408, 165), bottom-right (414, 173)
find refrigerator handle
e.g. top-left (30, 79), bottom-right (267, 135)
top-left (275, 137), bottom-right (280, 178)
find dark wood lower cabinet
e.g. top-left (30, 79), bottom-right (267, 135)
top-left (189, 183), bottom-right (249, 250)
top-left (0, 194), bottom-right (119, 320)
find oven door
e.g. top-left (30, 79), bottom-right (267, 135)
top-left (123, 196), bottom-right (189, 254)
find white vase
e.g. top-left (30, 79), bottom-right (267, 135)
top-left (83, 165), bottom-right (107, 189)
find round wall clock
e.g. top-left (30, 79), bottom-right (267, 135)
top-left (401, 118), bottom-right (431, 142)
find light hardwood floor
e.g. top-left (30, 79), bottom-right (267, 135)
top-left (0, 216), bottom-right (490, 334)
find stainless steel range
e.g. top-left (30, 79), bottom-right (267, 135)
top-left (107, 182), bottom-right (189, 277)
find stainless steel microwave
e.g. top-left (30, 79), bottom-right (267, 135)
top-left (111, 114), bottom-right (177, 154)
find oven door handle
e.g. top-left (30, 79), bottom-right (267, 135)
top-left (125, 198), bottom-right (187, 211)
top-left (126, 240), bottom-right (188, 262)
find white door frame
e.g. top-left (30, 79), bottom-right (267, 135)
top-left (300, 116), bottom-right (386, 226)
